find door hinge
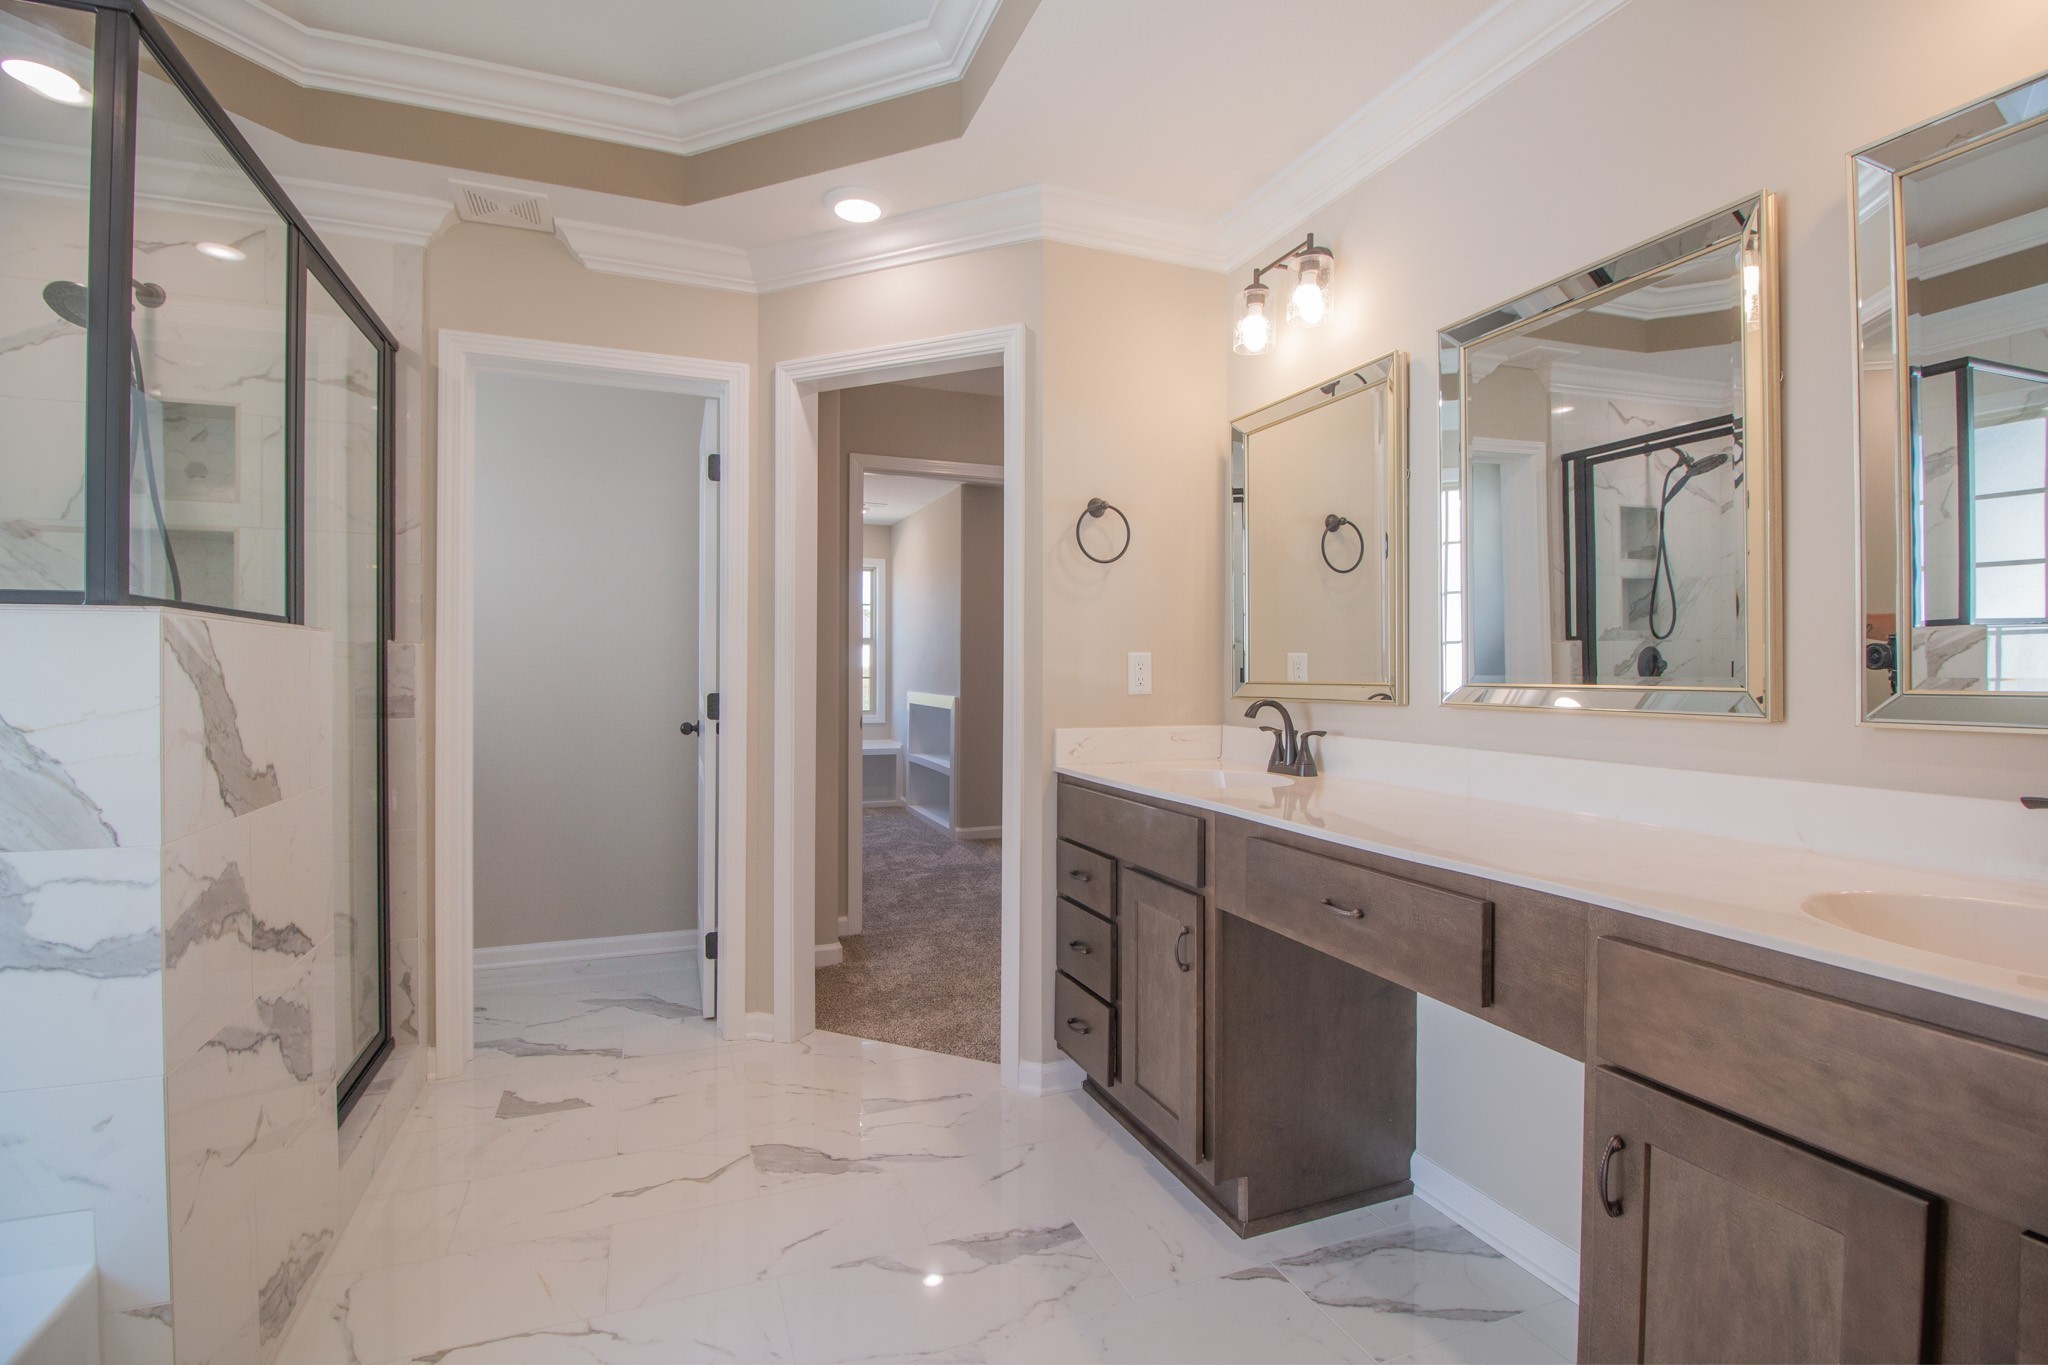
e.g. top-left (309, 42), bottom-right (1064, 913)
top-left (705, 692), bottom-right (720, 721)
top-left (707, 452), bottom-right (721, 482)
top-left (703, 930), bottom-right (717, 960)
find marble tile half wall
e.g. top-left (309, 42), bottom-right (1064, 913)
top-left (1, 605), bottom-right (422, 1365)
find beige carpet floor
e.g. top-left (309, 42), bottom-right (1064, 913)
top-left (815, 806), bottom-right (1001, 1063)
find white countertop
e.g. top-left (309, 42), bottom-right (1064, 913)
top-left (1054, 743), bottom-right (2048, 1026)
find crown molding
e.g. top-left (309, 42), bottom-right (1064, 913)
top-left (1596, 277), bottom-right (1734, 321)
top-left (555, 217), bottom-right (755, 293)
top-left (1548, 359), bottom-right (1732, 409)
top-left (1216, 0), bottom-right (1632, 267)
top-left (280, 177), bottom-right (450, 246)
top-left (1914, 203), bottom-right (2048, 278)
top-left (151, 0), bottom-right (1002, 157)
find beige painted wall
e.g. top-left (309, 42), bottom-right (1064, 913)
top-left (843, 384), bottom-right (1004, 464)
top-left (472, 378), bottom-right (705, 948)
top-left (1224, 0), bottom-right (2048, 801)
top-left (957, 483), bottom-right (1005, 831)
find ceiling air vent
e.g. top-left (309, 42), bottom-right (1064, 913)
top-left (450, 180), bottom-right (555, 233)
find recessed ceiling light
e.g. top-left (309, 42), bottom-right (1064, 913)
top-left (922, 1273), bottom-right (944, 1288)
top-left (196, 241), bottom-right (246, 262)
top-left (826, 187), bottom-right (883, 224)
top-left (3, 58), bottom-right (89, 105)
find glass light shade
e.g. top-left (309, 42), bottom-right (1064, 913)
top-left (1233, 280), bottom-right (1275, 355)
top-left (1287, 246), bottom-right (1334, 326)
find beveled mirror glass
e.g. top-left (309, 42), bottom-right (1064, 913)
top-left (1231, 352), bottom-right (1407, 704)
top-left (1437, 194), bottom-right (1781, 718)
top-left (1854, 71), bottom-right (2048, 729)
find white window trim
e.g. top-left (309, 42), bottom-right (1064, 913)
top-left (860, 556), bottom-right (888, 725)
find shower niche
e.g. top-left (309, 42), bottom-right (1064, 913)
top-left (1436, 193), bottom-right (1783, 718)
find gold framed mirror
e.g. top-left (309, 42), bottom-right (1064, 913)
top-left (1436, 194), bottom-right (1782, 718)
top-left (1853, 71), bottom-right (2048, 730)
top-left (1230, 352), bottom-right (1408, 705)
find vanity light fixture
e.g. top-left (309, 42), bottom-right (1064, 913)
top-left (195, 241), bottom-right (245, 262)
top-left (1233, 234), bottom-right (1335, 354)
top-left (3, 57), bottom-right (88, 105)
top-left (825, 187), bottom-right (884, 224)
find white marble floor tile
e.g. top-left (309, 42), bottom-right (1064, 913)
top-left (985, 1266), bottom-right (1371, 1365)
top-left (368, 1280), bottom-right (792, 1365)
top-left (1511, 1296), bottom-right (1579, 1360)
top-left (1384, 1314), bottom-right (1569, 1364)
top-left (1273, 1219), bottom-right (1562, 1362)
top-left (605, 1176), bottom-right (927, 1312)
top-left (279, 953), bottom-right (1576, 1365)
top-left (775, 1225), bottom-right (1130, 1363)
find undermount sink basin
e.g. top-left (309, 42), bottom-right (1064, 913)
top-left (1801, 891), bottom-right (2048, 976)
top-left (1149, 768), bottom-right (1292, 792)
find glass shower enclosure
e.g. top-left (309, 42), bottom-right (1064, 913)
top-left (0, 0), bottom-right (398, 1114)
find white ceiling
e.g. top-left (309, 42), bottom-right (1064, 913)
top-left (863, 473), bottom-right (960, 525)
top-left (231, 0), bottom-right (1634, 288)
top-left (258, 0), bottom-right (942, 99)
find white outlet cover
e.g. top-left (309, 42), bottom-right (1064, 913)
top-left (1127, 651), bottom-right (1152, 695)
top-left (1287, 652), bottom-right (1309, 682)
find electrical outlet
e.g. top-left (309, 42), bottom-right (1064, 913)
top-left (1287, 652), bottom-right (1309, 682)
top-left (1127, 651), bottom-right (1152, 695)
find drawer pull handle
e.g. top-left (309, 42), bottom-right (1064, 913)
top-left (1598, 1134), bottom-right (1626, 1218)
top-left (1174, 927), bottom-right (1192, 972)
top-left (1067, 869), bottom-right (1092, 883)
top-left (1066, 940), bottom-right (1091, 955)
top-left (1065, 1017), bottom-right (1092, 1036)
top-left (1322, 898), bottom-right (1364, 919)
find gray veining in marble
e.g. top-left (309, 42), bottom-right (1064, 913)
top-left (0, 859), bottom-right (159, 976)
top-left (0, 717), bottom-right (120, 851)
top-left (206, 994), bottom-right (315, 1082)
top-left (837, 1224), bottom-right (1090, 1277)
top-left (495, 1091), bottom-right (592, 1119)
top-left (477, 1036), bottom-right (624, 1060)
top-left (1277, 1224), bottom-right (1524, 1323)
top-left (258, 1228), bottom-right (332, 1345)
top-left (164, 858), bottom-right (312, 964)
top-left (581, 994), bottom-right (698, 1021)
top-left (748, 1143), bottom-right (953, 1178)
top-left (165, 618), bottom-right (283, 816)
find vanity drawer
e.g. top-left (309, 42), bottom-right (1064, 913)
top-left (1057, 899), bottom-right (1116, 1000)
top-left (1059, 781), bottom-right (1203, 888)
top-left (1057, 839), bottom-right (1115, 917)
top-left (1239, 838), bottom-right (1493, 1012)
top-left (1055, 972), bottom-right (1114, 1088)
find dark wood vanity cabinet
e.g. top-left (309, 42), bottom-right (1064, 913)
top-left (1114, 869), bottom-right (1202, 1159)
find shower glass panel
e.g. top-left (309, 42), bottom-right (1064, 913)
top-left (304, 267), bottom-right (388, 1089)
top-left (0, 0), bottom-right (95, 593)
top-left (129, 38), bottom-right (288, 614)
top-left (1911, 357), bottom-right (2048, 691)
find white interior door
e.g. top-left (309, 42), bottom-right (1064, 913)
top-left (696, 398), bottom-right (721, 1018)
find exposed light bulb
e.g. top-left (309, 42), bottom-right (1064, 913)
top-left (3, 58), bottom-right (88, 105)
top-left (196, 241), bottom-right (246, 262)
top-left (1233, 280), bottom-right (1274, 356)
top-left (1289, 278), bottom-right (1328, 326)
top-left (1285, 245), bottom-right (1335, 328)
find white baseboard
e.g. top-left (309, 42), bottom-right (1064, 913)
top-left (836, 915), bottom-right (852, 937)
top-left (473, 929), bottom-right (698, 972)
top-left (1014, 1056), bottom-right (1084, 1095)
top-left (862, 797), bottom-right (904, 809)
top-left (743, 1011), bottom-right (776, 1041)
top-left (954, 824), bottom-right (1000, 840)
top-left (1410, 1153), bottom-right (1579, 1302)
top-left (815, 941), bottom-right (843, 967)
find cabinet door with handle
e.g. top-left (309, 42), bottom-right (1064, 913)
top-left (1580, 1067), bottom-right (1932, 1364)
top-left (1112, 868), bottom-right (1202, 1163)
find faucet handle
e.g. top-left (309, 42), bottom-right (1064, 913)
top-left (1297, 730), bottom-right (1326, 777)
top-left (2024, 796), bottom-right (2047, 810)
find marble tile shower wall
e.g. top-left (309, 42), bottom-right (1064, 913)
top-left (0, 605), bottom-right (428, 1365)
top-left (0, 607), bottom-right (172, 1364)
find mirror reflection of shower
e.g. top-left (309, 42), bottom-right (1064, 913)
top-left (40, 276), bottom-right (183, 598)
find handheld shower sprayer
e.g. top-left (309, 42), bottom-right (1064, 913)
top-left (1647, 447), bottom-right (1732, 645)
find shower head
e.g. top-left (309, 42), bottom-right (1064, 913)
top-left (40, 278), bottom-right (167, 328)
top-left (1685, 451), bottom-right (1730, 477)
